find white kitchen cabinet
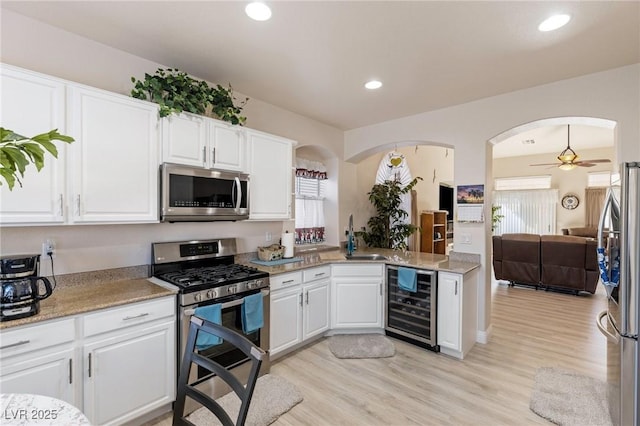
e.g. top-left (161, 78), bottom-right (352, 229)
top-left (331, 264), bottom-right (384, 329)
top-left (81, 296), bottom-right (175, 426)
top-left (0, 65), bottom-right (67, 225)
top-left (208, 120), bottom-right (245, 172)
top-left (0, 318), bottom-right (77, 406)
top-left (0, 296), bottom-right (176, 425)
top-left (161, 113), bottom-right (207, 167)
top-left (161, 113), bottom-right (245, 172)
top-left (67, 85), bottom-right (159, 223)
top-left (303, 278), bottom-right (330, 339)
top-left (270, 285), bottom-right (303, 356)
top-left (270, 266), bottom-right (330, 359)
top-left (246, 129), bottom-right (294, 220)
top-left (437, 270), bottom-right (478, 359)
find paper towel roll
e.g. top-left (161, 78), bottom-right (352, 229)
top-left (282, 232), bottom-right (294, 258)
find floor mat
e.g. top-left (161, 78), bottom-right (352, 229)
top-left (529, 367), bottom-right (612, 426)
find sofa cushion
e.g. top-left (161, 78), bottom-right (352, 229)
top-left (567, 227), bottom-right (598, 238)
top-left (501, 234), bottom-right (541, 285)
top-left (541, 235), bottom-right (586, 291)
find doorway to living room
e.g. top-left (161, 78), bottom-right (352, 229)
top-left (489, 117), bottom-right (616, 240)
top-left (487, 116), bottom-right (617, 295)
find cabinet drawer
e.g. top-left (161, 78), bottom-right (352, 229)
top-left (83, 297), bottom-right (175, 337)
top-left (0, 317), bottom-right (75, 358)
top-left (332, 264), bottom-right (384, 277)
top-left (270, 271), bottom-right (303, 291)
top-left (303, 266), bottom-right (331, 283)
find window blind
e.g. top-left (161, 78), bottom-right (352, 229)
top-left (493, 189), bottom-right (558, 235)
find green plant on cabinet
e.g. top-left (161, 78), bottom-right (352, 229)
top-left (0, 128), bottom-right (74, 190)
top-left (130, 68), bottom-right (249, 125)
top-left (360, 177), bottom-right (422, 250)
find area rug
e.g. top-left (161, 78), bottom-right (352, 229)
top-left (529, 367), bottom-right (612, 426)
top-left (328, 334), bottom-right (396, 359)
top-left (186, 374), bottom-right (303, 426)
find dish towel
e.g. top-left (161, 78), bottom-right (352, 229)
top-left (193, 304), bottom-right (222, 350)
top-left (242, 292), bottom-right (264, 334)
top-left (397, 267), bottom-right (417, 292)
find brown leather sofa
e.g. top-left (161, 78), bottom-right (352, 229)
top-left (492, 233), bottom-right (599, 294)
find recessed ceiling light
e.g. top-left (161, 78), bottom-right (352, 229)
top-left (365, 80), bottom-right (382, 90)
top-left (538, 14), bottom-right (571, 32)
top-left (245, 2), bottom-right (271, 21)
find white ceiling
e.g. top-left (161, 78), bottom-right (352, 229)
top-left (493, 124), bottom-right (614, 159)
top-left (2, 1), bottom-right (639, 134)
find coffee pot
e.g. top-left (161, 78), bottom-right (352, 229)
top-left (0, 254), bottom-right (54, 321)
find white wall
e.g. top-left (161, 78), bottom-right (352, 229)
top-left (344, 64), bottom-right (640, 337)
top-left (0, 9), bottom-right (345, 274)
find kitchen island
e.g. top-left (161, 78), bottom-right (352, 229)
top-left (239, 247), bottom-right (481, 360)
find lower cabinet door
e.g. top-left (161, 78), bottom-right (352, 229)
top-left (270, 287), bottom-right (303, 356)
top-left (303, 279), bottom-right (330, 339)
top-left (82, 321), bottom-right (175, 426)
top-left (332, 278), bottom-right (382, 328)
top-left (437, 272), bottom-right (462, 351)
top-left (0, 348), bottom-right (76, 406)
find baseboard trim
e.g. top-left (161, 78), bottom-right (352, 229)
top-left (476, 324), bottom-right (493, 344)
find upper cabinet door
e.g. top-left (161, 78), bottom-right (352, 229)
top-left (0, 66), bottom-right (67, 224)
top-left (209, 121), bottom-right (245, 172)
top-left (246, 130), bottom-right (294, 220)
top-left (161, 113), bottom-right (207, 168)
top-left (68, 86), bottom-right (159, 223)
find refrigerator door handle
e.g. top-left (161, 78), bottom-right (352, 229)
top-left (596, 310), bottom-right (620, 343)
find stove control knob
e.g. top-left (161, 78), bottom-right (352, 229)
top-left (247, 280), bottom-right (257, 289)
top-left (255, 279), bottom-right (264, 287)
top-left (194, 293), bottom-right (202, 302)
top-left (206, 290), bottom-right (215, 299)
top-left (228, 285), bottom-right (237, 295)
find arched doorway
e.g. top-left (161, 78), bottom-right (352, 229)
top-left (352, 141), bottom-right (455, 252)
top-left (486, 116), bottom-right (617, 290)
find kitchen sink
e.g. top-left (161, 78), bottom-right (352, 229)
top-left (344, 254), bottom-right (387, 261)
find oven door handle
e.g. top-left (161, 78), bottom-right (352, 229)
top-left (184, 289), bottom-right (269, 316)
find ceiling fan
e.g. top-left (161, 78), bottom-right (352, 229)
top-left (530, 125), bottom-right (611, 170)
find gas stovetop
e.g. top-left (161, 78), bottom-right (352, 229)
top-left (150, 238), bottom-right (270, 306)
top-left (157, 264), bottom-right (267, 290)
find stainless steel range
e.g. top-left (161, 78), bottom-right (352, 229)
top-left (149, 238), bottom-right (270, 415)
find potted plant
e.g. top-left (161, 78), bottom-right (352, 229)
top-left (360, 177), bottom-right (422, 250)
top-left (0, 128), bottom-right (74, 190)
top-left (491, 204), bottom-right (504, 233)
top-left (130, 68), bottom-right (249, 125)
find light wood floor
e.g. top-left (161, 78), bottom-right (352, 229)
top-left (152, 283), bottom-right (608, 425)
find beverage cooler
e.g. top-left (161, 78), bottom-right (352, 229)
top-left (385, 266), bottom-right (438, 351)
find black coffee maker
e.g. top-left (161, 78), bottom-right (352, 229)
top-left (0, 254), bottom-right (53, 321)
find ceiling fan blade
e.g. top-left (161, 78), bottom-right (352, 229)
top-left (576, 158), bottom-right (611, 164)
top-left (530, 162), bottom-right (561, 166)
top-left (576, 162), bottom-right (597, 167)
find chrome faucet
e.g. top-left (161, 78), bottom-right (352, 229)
top-left (347, 214), bottom-right (355, 256)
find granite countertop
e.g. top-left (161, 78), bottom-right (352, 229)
top-left (238, 247), bottom-right (480, 276)
top-left (0, 278), bottom-right (176, 330)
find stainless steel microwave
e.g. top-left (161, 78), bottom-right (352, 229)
top-left (160, 163), bottom-right (250, 222)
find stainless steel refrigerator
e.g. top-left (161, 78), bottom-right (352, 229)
top-left (596, 162), bottom-right (639, 426)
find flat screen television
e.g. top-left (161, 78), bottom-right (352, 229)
top-left (439, 184), bottom-right (454, 221)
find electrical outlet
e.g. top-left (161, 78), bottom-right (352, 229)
top-left (265, 232), bottom-right (272, 242)
top-left (460, 233), bottom-right (472, 244)
top-left (42, 239), bottom-right (55, 257)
